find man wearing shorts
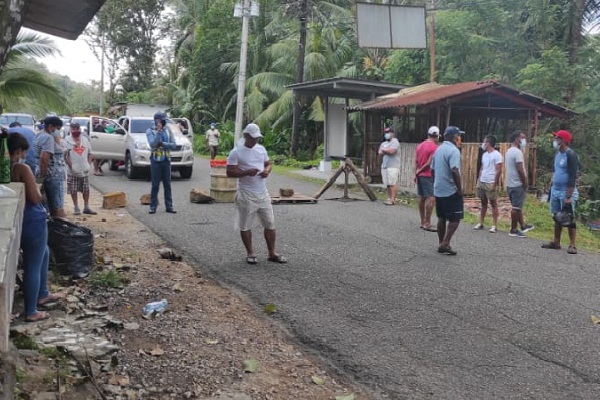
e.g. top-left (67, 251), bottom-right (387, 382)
top-left (34, 116), bottom-right (66, 218)
top-left (226, 123), bottom-right (286, 265)
top-left (64, 123), bottom-right (97, 216)
top-left (415, 126), bottom-right (439, 230)
top-left (505, 130), bottom-right (534, 237)
top-left (431, 126), bottom-right (464, 255)
top-left (474, 135), bottom-right (502, 233)
top-left (542, 130), bottom-right (579, 254)
top-left (378, 127), bottom-right (400, 205)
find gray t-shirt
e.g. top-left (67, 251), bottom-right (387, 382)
top-left (505, 146), bottom-right (525, 188)
top-left (431, 141), bottom-right (461, 197)
top-left (379, 138), bottom-right (401, 169)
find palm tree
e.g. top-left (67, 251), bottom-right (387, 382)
top-left (0, 30), bottom-right (67, 114)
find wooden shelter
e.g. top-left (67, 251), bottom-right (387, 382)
top-left (346, 80), bottom-right (577, 194)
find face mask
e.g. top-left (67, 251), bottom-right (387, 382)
top-left (384, 133), bottom-right (391, 140)
top-left (51, 129), bottom-right (60, 138)
top-left (520, 138), bottom-right (527, 149)
top-left (481, 143), bottom-right (487, 151)
top-left (552, 140), bottom-right (559, 149)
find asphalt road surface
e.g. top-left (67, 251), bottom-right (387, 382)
top-left (91, 157), bottom-right (600, 399)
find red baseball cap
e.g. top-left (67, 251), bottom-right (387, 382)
top-left (554, 130), bottom-right (572, 144)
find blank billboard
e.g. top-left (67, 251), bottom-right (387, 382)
top-left (356, 3), bottom-right (426, 49)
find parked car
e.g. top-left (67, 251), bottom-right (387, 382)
top-left (117, 116), bottom-right (194, 179)
top-left (0, 113), bottom-right (36, 131)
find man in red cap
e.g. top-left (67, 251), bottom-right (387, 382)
top-left (542, 130), bottom-right (579, 254)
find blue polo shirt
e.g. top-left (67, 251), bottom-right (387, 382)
top-left (8, 126), bottom-right (37, 173)
top-left (431, 141), bottom-right (461, 197)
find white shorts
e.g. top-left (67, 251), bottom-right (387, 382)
top-left (234, 188), bottom-right (275, 231)
top-left (382, 167), bottom-right (400, 186)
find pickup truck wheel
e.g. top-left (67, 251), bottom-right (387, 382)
top-left (179, 166), bottom-right (193, 179)
top-left (125, 153), bottom-right (141, 179)
top-left (109, 160), bottom-right (119, 171)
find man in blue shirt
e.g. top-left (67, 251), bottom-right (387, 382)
top-left (431, 126), bottom-right (464, 255)
top-left (146, 112), bottom-right (177, 214)
top-left (542, 130), bottom-right (579, 254)
top-left (8, 122), bottom-right (37, 173)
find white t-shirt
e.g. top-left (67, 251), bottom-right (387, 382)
top-left (227, 144), bottom-right (269, 193)
top-left (479, 150), bottom-right (503, 183)
top-left (205, 128), bottom-right (220, 146)
top-left (505, 146), bottom-right (525, 188)
top-left (64, 136), bottom-right (92, 176)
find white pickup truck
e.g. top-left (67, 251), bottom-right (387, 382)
top-left (68, 115), bottom-right (194, 179)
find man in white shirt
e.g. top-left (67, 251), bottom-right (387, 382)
top-left (205, 123), bottom-right (220, 160)
top-left (474, 135), bottom-right (503, 233)
top-left (378, 127), bottom-right (401, 205)
top-left (505, 130), bottom-right (534, 237)
top-left (226, 123), bottom-right (287, 265)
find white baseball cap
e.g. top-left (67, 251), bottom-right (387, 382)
top-left (428, 126), bottom-right (440, 136)
top-left (243, 123), bottom-right (263, 138)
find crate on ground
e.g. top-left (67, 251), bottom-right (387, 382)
top-left (102, 191), bottom-right (127, 209)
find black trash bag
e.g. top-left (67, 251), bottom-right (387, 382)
top-left (47, 218), bottom-right (94, 278)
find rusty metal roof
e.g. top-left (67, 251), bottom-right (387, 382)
top-left (23, 0), bottom-right (107, 40)
top-left (346, 80), bottom-right (576, 119)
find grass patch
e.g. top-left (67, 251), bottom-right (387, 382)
top-left (12, 334), bottom-right (38, 350)
top-left (89, 269), bottom-right (124, 289)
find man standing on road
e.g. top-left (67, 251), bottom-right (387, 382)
top-left (146, 112), bottom-right (177, 214)
top-left (431, 126), bottom-right (464, 256)
top-left (473, 135), bottom-right (503, 233)
top-left (7, 121), bottom-right (37, 173)
top-left (415, 126), bottom-right (440, 230)
top-left (378, 127), bottom-right (400, 205)
top-left (64, 123), bottom-right (97, 216)
top-left (34, 116), bottom-right (67, 218)
top-left (205, 123), bottom-right (220, 160)
top-left (226, 123), bottom-right (287, 265)
top-left (505, 130), bottom-right (534, 237)
top-left (542, 130), bottom-right (579, 254)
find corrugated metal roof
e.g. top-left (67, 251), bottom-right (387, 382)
top-left (346, 80), bottom-right (576, 119)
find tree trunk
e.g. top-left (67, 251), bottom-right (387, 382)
top-left (565, 0), bottom-right (585, 104)
top-left (290, 0), bottom-right (308, 157)
top-left (0, 0), bottom-right (28, 94)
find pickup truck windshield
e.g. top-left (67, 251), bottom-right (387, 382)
top-left (0, 115), bottom-right (34, 126)
top-left (131, 120), bottom-right (154, 133)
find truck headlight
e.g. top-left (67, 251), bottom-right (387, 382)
top-left (134, 142), bottom-right (150, 150)
top-left (182, 143), bottom-right (191, 150)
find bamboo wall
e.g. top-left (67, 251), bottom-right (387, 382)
top-left (365, 142), bottom-right (532, 196)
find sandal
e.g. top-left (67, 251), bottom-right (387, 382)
top-left (567, 246), bottom-right (578, 254)
top-left (246, 256), bottom-right (258, 265)
top-left (423, 226), bottom-right (437, 232)
top-left (437, 245), bottom-right (457, 256)
top-left (541, 242), bottom-right (561, 250)
top-left (267, 255), bottom-right (287, 264)
top-left (38, 294), bottom-right (60, 306)
top-left (25, 311), bottom-right (50, 323)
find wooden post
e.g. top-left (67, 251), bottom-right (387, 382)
top-left (313, 157), bottom-right (377, 201)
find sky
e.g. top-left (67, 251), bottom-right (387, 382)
top-left (36, 29), bottom-right (103, 86)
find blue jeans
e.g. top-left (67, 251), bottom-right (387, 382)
top-left (150, 159), bottom-right (173, 211)
top-left (21, 217), bottom-right (50, 316)
top-left (43, 177), bottom-right (65, 212)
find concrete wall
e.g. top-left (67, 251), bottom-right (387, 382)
top-left (0, 183), bottom-right (24, 352)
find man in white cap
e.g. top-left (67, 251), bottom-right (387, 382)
top-left (414, 126), bottom-right (440, 231)
top-left (205, 122), bottom-right (220, 159)
top-left (226, 123), bottom-right (287, 265)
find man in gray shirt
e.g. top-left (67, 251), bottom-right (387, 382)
top-left (431, 126), bottom-right (464, 255)
top-left (505, 130), bottom-right (534, 237)
top-left (378, 127), bottom-right (401, 205)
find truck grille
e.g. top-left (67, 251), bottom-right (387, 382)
top-left (174, 145), bottom-right (182, 151)
top-left (171, 157), bottom-right (183, 162)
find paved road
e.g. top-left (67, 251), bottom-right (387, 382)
top-left (91, 157), bottom-right (600, 399)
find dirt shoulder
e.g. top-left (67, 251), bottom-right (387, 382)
top-left (8, 188), bottom-right (369, 400)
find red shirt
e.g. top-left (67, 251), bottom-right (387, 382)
top-left (415, 140), bottom-right (438, 178)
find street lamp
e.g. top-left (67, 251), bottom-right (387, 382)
top-left (233, 0), bottom-right (259, 142)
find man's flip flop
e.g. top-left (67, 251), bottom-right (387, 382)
top-left (424, 226), bottom-right (437, 232)
top-left (437, 245), bottom-right (457, 256)
top-left (246, 256), bottom-right (258, 265)
top-left (267, 255), bottom-right (287, 264)
top-left (25, 311), bottom-right (50, 323)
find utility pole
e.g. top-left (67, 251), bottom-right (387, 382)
top-left (428, 0), bottom-right (436, 83)
top-left (99, 35), bottom-right (105, 115)
top-left (290, 0), bottom-right (308, 157)
top-left (234, 0), bottom-right (251, 142)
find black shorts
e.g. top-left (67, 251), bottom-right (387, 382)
top-left (435, 192), bottom-right (464, 221)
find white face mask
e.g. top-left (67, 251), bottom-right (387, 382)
top-left (520, 138), bottom-right (527, 149)
top-left (552, 140), bottom-right (559, 149)
top-left (384, 133), bottom-right (391, 140)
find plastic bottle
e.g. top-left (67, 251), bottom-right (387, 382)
top-left (142, 299), bottom-right (168, 315)
top-left (0, 132), bottom-right (10, 184)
